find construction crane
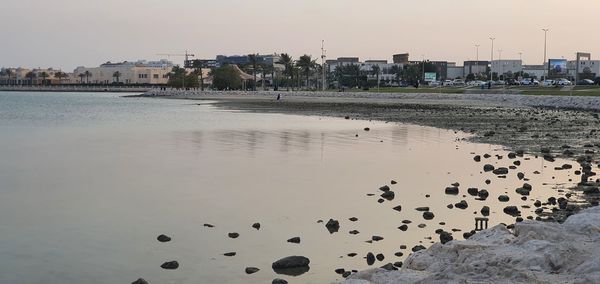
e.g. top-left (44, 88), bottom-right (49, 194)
top-left (156, 50), bottom-right (195, 89)
top-left (156, 50), bottom-right (195, 68)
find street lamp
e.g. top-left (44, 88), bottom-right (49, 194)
top-left (475, 44), bottom-right (480, 78)
top-left (542, 28), bottom-right (549, 80)
top-left (498, 49), bottom-right (503, 80)
top-left (489, 37), bottom-right (495, 81)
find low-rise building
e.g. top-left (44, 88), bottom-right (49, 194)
top-left (491, 60), bottom-right (522, 76)
top-left (72, 60), bottom-right (173, 84)
top-left (464, 61), bottom-right (490, 76)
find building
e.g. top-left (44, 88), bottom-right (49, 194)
top-left (215, 54), bottom-right (282, 67)
top-left (491, 60), bottom-right (523, 76)
top-left (72, 60), bottom-right (174, 84)
top-left (360, 60), bottom-right (403, 82)
top-left (567, 53), bottom-right (600, 80)
top-left (447, 64), bottom-right (465, 80)
top-left (522, 65), bottom-right (546, 79)
top-left (463, 61), bottom-right (490, 76)
top-left (0, 67), bottom-right (70, 85)
top-left (393, 53), bottom-right (410, 64)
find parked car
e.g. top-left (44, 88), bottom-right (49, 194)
top-left (443, 80), bottom-right (453, 86)
top-left (452, 79), bottom-right (465, 86)
top-left (555, 78), bottom-right (572, 86)
top-left (542, 79), bottom-right (555, 86)
top-left (428, 81), bottom-right (441, 87)
top-left (577, 79), bottom-right (595, 85)
top-left (520, 78), bottom-right (540, 86)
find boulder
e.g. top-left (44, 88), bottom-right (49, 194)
top-left (272, 256), bottom-right (310, 269)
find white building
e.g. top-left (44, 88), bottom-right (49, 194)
top-left (567, 60), bottom-right (600, 79)
top-left (447, 66), bottom-right (465, 79)
top-left (522, 65), bottom-right (546, 79)
top-left (491, 60), bottom-right (522, 76)
top-left (72, 59), bottom-right (174, 85)
top-left (360, 60), bottom-right (403, 82)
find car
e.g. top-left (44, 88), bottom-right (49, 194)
top-left (443, 80), bottom-right (453, 86)
top-left (555, 78), bottom-right (572, 86)
top-left (452, 79), bottom-right (465, 86)
top-left (520, 78), bottom-right (540, 86)
top-left (576, 79), bottom-right (595, 85)
top-left (542, 79), bottom-right (555, 87)
top-left (428, 81), bottom-right (441, 87)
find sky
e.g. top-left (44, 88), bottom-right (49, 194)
top-left (1, 0), bottom-right (599, 71)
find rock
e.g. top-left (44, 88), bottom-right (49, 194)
top-left (364, 127), bottom-right (370, 131)
top-left (131, 278), bottom-right (148, 284)
top-left (348, 253), bottom-right (357, 257)
top-left (157, 234), bottom-right (171, 242)
top-left (252, 223), bottom-right (261, 230)
top-left (412, 245), bottom-right (426, 252)
top-left (325, 219), bottom-right (340, 233)
top-left (440, 231), bottom-right (453, 244)
top-left (473, 155), bottom-right (481, 162)
top-left (534, 200), bottom-right (542, 207)
top-left (378, 198), bottom-right (385, 203)
top-left (272, 279), bottom-right (288, 284)
top-left (160, 261), bottom-right (179, 270)
top-left (445, 186), bottom-right (459, 195)
top-left (379, 185), bottom-right (390, 192)
top-left (381, 191), bottom-right (395, 201)
top-left (498, 195), bottom-right (510, 202)
top-left (228, 232), bottom-right (239, 238)
top-left (203, 223), bottom-right (215, 228)
top-left (394, 252), bottom-right (403, 257)
top-left (481, 206), bottom-right (490, 216)
top-left (287, 237), bottom-right (300, 244)
top-left (393, 261), bottom-right (403, 268)
top-left (335, 268), bottom-right (346, 274)
top-left (349, 217), bottom-right (358, 221)
top-left (393, 205), bottom-right (402, 212)
top-left (423, 211), bottom-right (435, 220)
top-left (349, 230), bottom-right (360, 235)
top-left (372, 236), bottom-right (384, 241)
top-left (467, 187), bottom-right (479, 196)
top-left (485, 179), bottom-right (491, 185)
top-left (376, 253), bottom-right (385, 261)
top-left (380, 263), bottom-right (396, 271)
top-left (245, 267), bottom-right (260, 274)
top-left (272, 256), bottom-right (310, 269)
top-left (398, 225), bottom-right (408, 231)
top-left (517, 172), bottom-right (525, 180)
top-left (391, 180), bottom-right (397, 184)
top-left (516, 187), bottom-right (531, 196)
top-left (454, 200), bottom-right (468, 209)
top-left (342, 271), bottom-right (351, 278)
top-left (477, 189), bottom-right (489, 200)
top-left (418, 223), bottom-right (427, 228)
top-left (503, 206), bottom-right (521, 217)
top-left (366, 252), bottom-right (375, 265)
top-left (224, 252), bottom-right (236, 256)
top-left (493, 167), bottom-right (509, 175)
top-left (415, 207), bottom-right (430, 211)
top-left (483, 164), bottom-right (495, 172)
top-left (447, 204), bottom-right (454, 209)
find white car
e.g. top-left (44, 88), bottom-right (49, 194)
top-left (452, 79), bottom-right (465, 86)
top-left (555, 78), bottom-right (572, 86)
top-left (520, 79), bottom-right (540, 86)
top-left (542, 80), bottom-right (555, 86)
top-left (443, 80), bottom-right (453, 86)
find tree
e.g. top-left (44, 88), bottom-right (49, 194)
top-left (84, 70), bottom-right (91, 84)
top-left (25, 71), bottom-right (36, 85)
top-left (191, 60), bottom-right (205, 91)
top-left (166, 66), bottom-right (198, 88)
top-left (5, 69), bottom-right (13, 84)
top-left (390, 65), bottom-right (403, 85)
top-left (211, 65), bottom-right (242, 90)
top-left (40, 72), bottom-right (49, 85)
top-left (277, 53), bottom-right (294, 91)
top-left (112, 71), bottom-right (121, 84)
top-left (297, 54), bottom-right (315, 89)
top-left (54, 71), bottom-right (67, 84)
top-left (78, 73), bottom-right (85, 84)
top-left (371, 65), bottom-right (381, 90)
top-left (466, 73), bottom-right (475, 81)
top-left (247, 54), bottom-right (259, 91)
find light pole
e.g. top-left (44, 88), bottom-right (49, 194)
top-left (475, 44), bottom-right (480, 79)
top-left (489, 37), bottom-right (495, 81)
top-left (542, 28), bottom-right (549, 81)
top-left (498, 49), bottom-right (503, 80)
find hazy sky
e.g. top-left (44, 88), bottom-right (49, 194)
top-left (2, 0), bottom-right (599, 71)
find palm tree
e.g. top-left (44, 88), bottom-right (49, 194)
top-left (78, 73), bottom-right (85, 84)
top-left (112, 71), bottom-right (121, 84)
top-left (0, 69), bottom-right (7, 85)
top-left (54, 71), bottom-right (65, 85)
top-left (247, 54), bottom-right (259, 91)
top-left (84, 70), bottom-right (91, 84)
top-left (191, 60), bottom-right (205, 91)
top-left (390, 65), bottom-right (403, 85)
top-left (5, 69), bottom-right (13, 85)
top-left (40, 72), bottom-right (49, 85)
top-left (371, 65), bottom-right (380, 91)
top-left (296, 55), bottom-right (315, 89)
top-left (277, 53), bottom-right (293, 91)
top-left (25, 71), bottom-right (36, 85)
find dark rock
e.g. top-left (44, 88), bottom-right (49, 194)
top-left (252, 223), bottom-right (261, 230)
top-left (480, 206), bottom-right (490, 216)
top-left (224, 252), bottom-right (236, 257)
top-left (245, 267), bottom-right (260, 274)
top-left (377, 198), bottom-right (385, 203)
top-left (503, 206), bottom-right (521, 217)
top-left (477, 189), bottom-right (489, 200)
top-left (422, 211), bottom-right (435, 220)
top-left (447, 204), bottom-right (454, 209)
top-left (498, 195), bottom-right (510, 202)
top-left (349, 217), bottom-right (358, 222)
top-left (485, 179), bottom-right (491, 185)
top-left (379, 185), bottom-right (390, 192)
top-left (391, 180), bottom-right (397, 184)
top-left (325, 219), bottom-right (340, 234)
top-left (493, 167), bottom-right (509, 175)
top-left (516, 187), bottom-right (531, 196)
top-left (364, 127), bottom-right (370, 131)
top-left (335, 268), bottom-right (345, 274)
top-left (349, 230), bottom-right (360, 235)
top-left (517, 172), bottom-right (525, 180)
top-left (454, 200), bottom-right (468, 209)
top-left (411, 245), bottom-right (426, 252)
top-left (203, 223), bottom-right (215, 228)
top-left (534, 200), bottom-right (542, 207)
top-left (394, 252), bottom-right (403, 257)
top-left (157, 234), bottom-right (171, 242)
top-left (415, 207), bottom-right (430, 211)
top-left (272, 256), bottom-right (310, 270)
top-left (366, 252), bottom-right (375, 265)
top-left (398, 225), bottom-right (408, 231)
top-left (376, 253), bottom-right (385, 261)
top-left (381, 191), bottom-right (395, 201)
top-left (372, 236), bottom-right (384, 241)
top-left (380, 263), bottom-right (396, 271)
top-left (394, 261), bottom-right (403, 268)
top-left (228, 232), bottom-right (239, 238)
top-left (483, 164), bottom-right (495, 172)
top-left (131, 278), bottom-right (148, 284)
top-left (445, 186), bottom-right (459, 195)
top-left (272, 279), bottom-right (288, 284)
top-left (287, 237), bottom-right (300, 244)
top-left (393, 205), bottom-right (402, 212)
top-left (467, 187), bottom-right (479, 196)
top-left (342, 271), bottom-right (351, 278)
top-left (440, 231), bottom-right (453, 244)
top-left (474, 155), bottom-right (481, 162)
top-left (161, 261), bottom-right (179, 270)
top-left (348, 253), bottom-right (357, 257)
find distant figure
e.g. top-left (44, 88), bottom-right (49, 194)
top-left (277, 94), bottom-right (281, 101)
top-left (488, 81), bottom-right (492, 89)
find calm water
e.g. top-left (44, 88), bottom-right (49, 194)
top-left (0, 92), bottom-right (576, 284)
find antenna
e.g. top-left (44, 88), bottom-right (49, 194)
top-left (321, 40), bottom-right (326, 91)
